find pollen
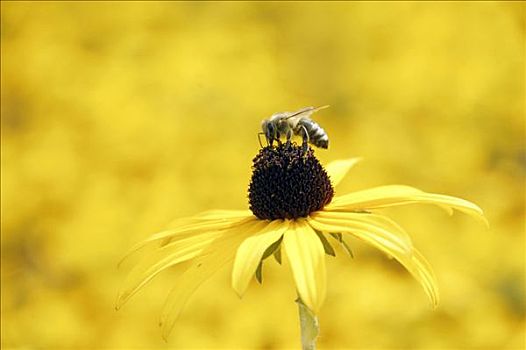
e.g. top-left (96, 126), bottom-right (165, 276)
top-left (248, 143), bottom-right (334, 220)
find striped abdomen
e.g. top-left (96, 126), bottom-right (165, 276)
top-left (295, 118), bottom-right (329, 149)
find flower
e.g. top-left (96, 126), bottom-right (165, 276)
top-left (117, 143), bottom-right (486, 340)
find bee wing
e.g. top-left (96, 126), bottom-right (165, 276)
top-left (283, 105), bottom-right (330, 121)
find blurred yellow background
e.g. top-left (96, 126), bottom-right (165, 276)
top-left (1, 2), bottom-right (524, 349)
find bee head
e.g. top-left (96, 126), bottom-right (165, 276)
top-left (261, 120), bottom-right (276, 141)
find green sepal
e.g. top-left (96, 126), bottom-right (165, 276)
top-left (329, 232), bottom-right (354, 258)
top-left (255, 261), bottom-right (263, 284)
top-left (273, 245), bottom-right (282, 264)
top-left (314, 230), bottom-right (336, 257)
top-left (262, 236), bottom-right (283, 260)
top-left (254, 236), bottom-right (284, 283)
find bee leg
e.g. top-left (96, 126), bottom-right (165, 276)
top-left (258, 132), bottom-right (266, 148)
top-left (275, 131), bottom-right (282, 146)
top-left (285, 129), bottom-right (293, 146)
top-left (300, 125), bottom-right (309, 154)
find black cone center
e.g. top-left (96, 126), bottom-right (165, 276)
top-left (248, 143), bottom-right (334, 220)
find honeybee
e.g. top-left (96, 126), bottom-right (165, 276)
top-left (259, 105), bottom-right (330, 152)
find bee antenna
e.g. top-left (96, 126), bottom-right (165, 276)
top-left (284, 105), bottom-right (330, 120)
top-left (258, 132), bottom-right (265, 148)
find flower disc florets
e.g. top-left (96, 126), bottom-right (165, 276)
top-left (248, 143), bottom-right (334, 220)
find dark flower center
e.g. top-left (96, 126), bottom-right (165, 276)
top-left (248, 143), bottom-right (334, 220)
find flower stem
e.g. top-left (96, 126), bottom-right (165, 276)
top-left (296, 297), bottom-right (319, 350)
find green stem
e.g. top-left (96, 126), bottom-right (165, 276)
top-left (296, 298), bottom-right (319, 350)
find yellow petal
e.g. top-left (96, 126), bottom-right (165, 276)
top-left (307, 216), bottom-right (439, 306)
top-left (327, 185), bottom-right (487, 226)
top-left (324, 158), bottom-right (362, 187)
top-left (160, 214), bottom-right (255, 247)
top-left (410, 249), bottom-right (440, 307)
top-left (160, 210), bottom-right (252, 233)
top-left (309, 218), bottom-right (413, 255)
top-left (115, 231), bottom-right (221, 310)
top-left (232, 220), bottom-right (289, 297)
top-left (312, 211), bottom-right (412, 249)
top-left (283, 221), bottom-right (327, 314)
top-left (160, 220), bottom-right (265, 340)
top-left (192, 209), bottom-right (254, 220)
top-left (120, 214), bottom-right (255, 264)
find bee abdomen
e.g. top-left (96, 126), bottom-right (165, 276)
top-left (297, 119), bottom-right (329, 149)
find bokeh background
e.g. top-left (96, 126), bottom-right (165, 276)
top-left (1, 2), bottom-right (524, 349)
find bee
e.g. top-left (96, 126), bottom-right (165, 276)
top-left (259, 105), bottom-right (330, 152)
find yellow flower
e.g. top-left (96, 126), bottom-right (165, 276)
top-left (117, 143), bottom-right (486, 340)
